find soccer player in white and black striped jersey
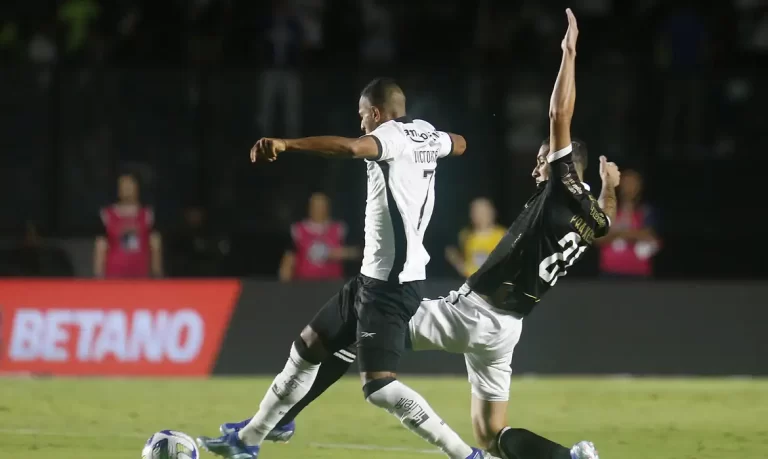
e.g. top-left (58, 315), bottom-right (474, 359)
top-left (219, 9), bottom-right (621, 459)
top-left (197, 78), bottom-right (499, 459)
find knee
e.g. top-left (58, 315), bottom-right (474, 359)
top-left (295, 326), bottom-right (328, 364)
top-left (362, 376), bottom-right (397, 404)
top-left (472, 416), bottom-right (507, 454)
top-left (475, 425), bottom-right (507, 454)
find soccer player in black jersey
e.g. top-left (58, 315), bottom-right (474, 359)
top-left (219, 9), bottom-right (620, 459)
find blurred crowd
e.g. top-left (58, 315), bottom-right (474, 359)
top-left (2, 0), bottom-right (767, 68)
top-left (1, 169), bottom-right (661, 280)
top-left (0, 0), bottom-right (764, 279)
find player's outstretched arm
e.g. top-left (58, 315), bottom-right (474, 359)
top-left (548, 9), bottom-right (578, 155)
top-left (446, 133), bottom-right (467, 157)
top-left (250, 136), bottom-right (381, 163)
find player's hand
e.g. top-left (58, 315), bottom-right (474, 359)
top-left (445, 246), bottom-right (462, 265)
top-left (561, 8), bottom-right (578, 54)
top-left (250, 138), bottom-right (286, 163)
top-left (599, 155), bottom-right (620, 188)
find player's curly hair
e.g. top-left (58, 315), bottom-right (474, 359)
top-left (541, 138), bottom-right (588, 169)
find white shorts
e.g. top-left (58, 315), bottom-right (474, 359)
top-left (408, 284), bottom-right (523, 402)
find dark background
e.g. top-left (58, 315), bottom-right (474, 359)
top-left (0, 0), bottom-right (764, 279)
top-left (215, 280), bottom-right (768, 375)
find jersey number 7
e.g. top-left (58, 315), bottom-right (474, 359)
top-left (417, 169), bottom-right (435, 230)
top-left (539, 232), bottom-right (587, 286)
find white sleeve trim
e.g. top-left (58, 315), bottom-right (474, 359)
top-left (436, 131), bottom-right (453, 158)
top-left (547, 144), bottom-right (572, 163)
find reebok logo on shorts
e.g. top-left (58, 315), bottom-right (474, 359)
top-left (360, 332), bottom-right (376, 338)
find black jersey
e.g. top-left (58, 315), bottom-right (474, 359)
top-left (466, 147), bottom-right (611, 316)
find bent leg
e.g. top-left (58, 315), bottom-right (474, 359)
top-left (470, 397), bottom-right (509, 455)
top-left (238, 278), bottom-right (358, 446)
top-left (275, 344), bottom-right (356, 427)
top-left (468, 367), bottom-right (572, 459)
top-left (356, 277), bottom-right (474, 459)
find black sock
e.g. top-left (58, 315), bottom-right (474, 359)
top-left (276, 348), bottom-right (354, 427)
top-left (497, 428), bottom-right (571, 459)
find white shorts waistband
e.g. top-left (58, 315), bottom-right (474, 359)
top-left (458, 283), bottom-right (523, 319)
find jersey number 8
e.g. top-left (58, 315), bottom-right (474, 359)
top-left (539, 232), bottom-right (587, 286)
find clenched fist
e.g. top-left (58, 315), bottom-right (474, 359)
top-left (599, 155), bottom-right (620, 188)
top-left (250, 138), bottom-right (286, 163)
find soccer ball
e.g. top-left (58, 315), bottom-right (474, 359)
top-left (142, 430), bottom-right (199, 459)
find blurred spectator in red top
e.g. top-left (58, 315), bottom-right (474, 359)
top-left (597, 169), bottom-right (660, 278)
top-left (279, 192), bottom-right (359, 282)
top-left (94, 174), bottom-right (162, 278)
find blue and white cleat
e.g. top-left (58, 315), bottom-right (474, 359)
top-left (196, 432), bottom-right (260, 459)
top-left (220, 419), bottom-right (296, 443)
top-left (219, 419), bottom-right (249, 435)
top-left (570, 440), bottom-right (599, 459)
top-left (466, 447), bottom-right (497, 459)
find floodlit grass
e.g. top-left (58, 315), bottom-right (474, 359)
top-left (0, 376), bottom-right (766, 458)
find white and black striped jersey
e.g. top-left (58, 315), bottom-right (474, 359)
top-left (360, 117), bottom-right (454, 284)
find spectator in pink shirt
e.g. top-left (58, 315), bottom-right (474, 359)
top-left (596, 169), bottom-right (660, 278)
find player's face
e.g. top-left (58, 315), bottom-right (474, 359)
top-left (619, 170), bottom-right (642, 201)
top-left (470, 199), bottom-right (496, 229)
top-left (358, 96), bottom-right (380, 134)
top-left (532, 145), bottom-right (550, 184)
top-left (118, 175), bottom-right (139, 202)
top-left (309, 193), bottom-right (330, 221)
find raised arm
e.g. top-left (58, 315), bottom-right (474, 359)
top-left (548, 9), bottom-right (578, 156)
top-left (250, 136), bottom-right (381, 163)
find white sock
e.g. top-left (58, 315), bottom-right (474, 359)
top-left (366, 380), bottom-right (474, 459)
top-left (238, 344), bottom-right (319, 446)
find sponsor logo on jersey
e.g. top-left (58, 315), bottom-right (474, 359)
top-left (0, 280), bottom-right (240, 376)
top-left (588, 201), bottom-right (607, 228)
top-left (404, 129), bottom-right (441, 144)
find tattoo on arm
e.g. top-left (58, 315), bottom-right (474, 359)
top-left (599, 185), bottom-right (617, 224)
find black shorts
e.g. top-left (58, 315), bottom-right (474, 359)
top-left (308, 273), bottom-right (423, 373)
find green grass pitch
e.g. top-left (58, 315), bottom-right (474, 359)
top-left (1, 376), bottom-right (766, 459)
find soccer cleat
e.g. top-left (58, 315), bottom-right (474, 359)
top-left (570, 440), bottom-right (599, 459)
top-left (466, 447), bottom-right (498, 459)
top-left (219, 419), bottom-right (296, 443)
top-left (219, 419), bottom-right (249, 435)
top-left (196, 432), bottom-right (260, 459)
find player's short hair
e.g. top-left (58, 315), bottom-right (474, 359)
top-left (360, 77), bottom-right (404, 109)
top-left (541, 138), bottom-right (588, 169)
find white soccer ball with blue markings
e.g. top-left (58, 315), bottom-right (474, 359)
top-left (142, 430), bottom-right (199, 459)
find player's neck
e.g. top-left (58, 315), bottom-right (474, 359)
top-left (382, 111), bottom-right (406, 123)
